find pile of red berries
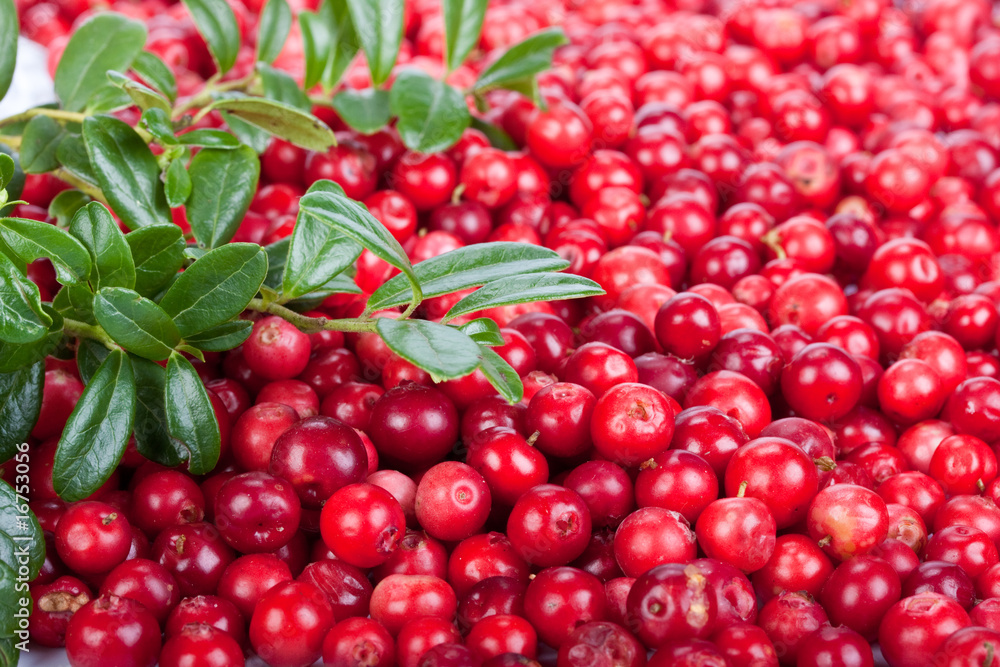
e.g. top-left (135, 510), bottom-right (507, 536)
top-left (12, 0), bottom-right (1000, 665)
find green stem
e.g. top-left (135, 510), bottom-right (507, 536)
top-left (51, 169), bottom-right (109, 205)
top-left (246, 299), bottom-right (378, 334)
top-left (0, 108), bottom-right (88, 127)
top-left (63, 318), bottom-right (120, 350)
top-left (0, 135), bottom-right (21, 150)
top-left (172, 71), bottom-right (259, 121)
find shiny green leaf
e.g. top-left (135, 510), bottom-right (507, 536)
top-left (345, 0), bottom-right (403, 86)
top-left (209, 97), bottom-right (336, 151)
top-left (478, 345), bottom-right (522, 403)
top-left (0, 362), bottom-right (44, 461)
top-left (69, 202), bottom-right (136, 290)
top-left (0, 0), bottom-right (16, 101)
top-left (376, 317), bottom-right (481, 380)
top-left (132, 51), bottom-right (177, 102)
top-left (130, 355), bottom-right (183, 467)
top-left (176, 128), bottom-right (241, 149)
top-left (0, 479), bottom-right (45, 579)
top-left (259, 63), bottom-right (311, 113)
top-left (54, 13), bottom-right (147, 111)
top-left (332, 88), bottom-right (390, 134)
top-left (184, 319), bottom-right (252, 352)
top-left (256, 0), bottom-right (292, 64)
top-left (20, 115), bottom-right (64, 174)
top-left (53, 349), bottom-right (136, 501)
top-left (164, 158), bottom-right (192, 208)
top-left (83, 115), bottom-right (171, 229)
top-left (0, 253), bottom-right (49, 344)
top-left (186, 145), bottom-right (259, 248)
top-left (282, 209), bottom-right (361, 302)
top-left (48, 190), bottom-right (92, 228)
top-left (165, 352), bottom-right (220, 474)
top-left (442, 0), bottom-right (487, 72)
top-left (473, 27), bottom-right (567, 94)
top-left (444, 273), bottom-right (603, 321)
top-left (126, 224), bottom-right (185, 297)
top-left (459, 318), bottom-right (504, 346)
top-left (182, 0), bottom-right (240, 74)
top-left (0, 217), bottom-right (92, 285)
top-left (158, 243), bottom-right (267, 337)
top-left (389, 68), bottom-right (470, 154)
top-left (94, 287), bottom-right (181, 360)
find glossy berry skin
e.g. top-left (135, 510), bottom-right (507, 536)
top-left (757, 591), bottom-right (829, 665)
top-left (507, 484), bottom-right (592, 567)
top-left (396, 616), bottom-right (463, 667)
top-left (320, 483), bottom-right (406, 568)
top-left (152, 522), bottom-right (236, 598)
top-left (878, 593), bottom-right (971, 667)
top-left (268, 416), bottom-right (368, 509)
top-left (414, 461), bottom-right (491, 542)
top-left (928, 434), bottom-right (998, 495)
top-left (243, 316), bottom-right (312, 381)
top-left (448, 533), bottom-right (531, 599)
top-left (99, 558), bottom-right (181, 625)
top-left (795, 626), bottom-right (874, 667)
top-left (298, 558), bottom-right (373, 619)
top-left (654, 293), bottom-right (721, 360)
top-left (65, 595), bottom-right (162, 667)
top-left (322, 617), bottom-right (395, 667)
top-left (249, 581), bottom-right (334, 667)
top-left (635, 450), bottom-right (717, 524)
top-left (164, 595), bottom-right (245, 645)
top-left (158, 623), bottom-right (245, 667)
top-left (711, 622), bottom-right (779, 667)
top-left (877, 359), bottom-right (946, 425)
top-left (780, 343), bottom-right (863, 422)
top-left (591, 383), bottom-right (675, 467)
top-left (626, 563), bottom-right (717, 647)
top-left (368, 383), bottom-right (460, 468)
top-left (563, 461), bottom-right (634, 529)
top-left (465, 428), bottom-right (548, 508)
top-left (213, 472), bottom-right (301, 553)
top-left (29, 576), bottom-right (92, 647)
top-left (752, 534), bottom-right (834, 603)
top-left (684, 370), bottom-right (772, 438)
top-left (523, 567), bottom-right (607, 649)
top-left (724, 437), bottom-right (819, 529)
top-left (563, 342), bottom-right (639, 398)
top-left (819, 555), bottom-right (901, 641)
top-left (216, 553), bottom-right (292, 619)
top-left (525, 382), bottom-right (597, 458)
top-left (614, 507), bottom-right (698, 578)
top-left (369, 574), bottom-right (458, 636)
top-left (696, 496), bottom-right (777, 574)
top-left (55, 501), bottom-right (132, 575)
top-left (807, 484), bottom-right (889, 561)
top-left (231, 402), bottom-right (299, 473)
top-left (128, 470), bottom-right (205, 537)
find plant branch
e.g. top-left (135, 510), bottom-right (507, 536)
top-left (246, 299), bottom-right (378, 334)
top-left (0, 135), bottom-right (21, 150)
top-left (172, 71), bottom-right (259, 121)
top-left (63, 318), bottom-right (120, 350)
top-left (0, 108), bottom-right (88, 128)
top-left (51, 169), bottom-right (109, 205)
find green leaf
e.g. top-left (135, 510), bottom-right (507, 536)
top-left (48, 189), bottom-right (92, 228)
top-left (140, 108), bottom-right (177, 145)
top-left (20, 115), bottom-right (65, 174)
top-left (165, 352), bottom-right (220, 474)
top-left (0, 0), bottom-right (16, 102)
top-left (184, 319), bottom-right (252, 352)
top-left (56, 134), bottom-right (99, 188)
top-left (94, 287), bottom-right (181, 360)
top-left (186, 145), bottom-right (260, 248)
top-left (320, 1), bottom-right (359, 91)
top-left (52, 283), bottom-right (96, 326)
top-left (258, 63), bottom-right (311, 113)
top-left (76, 338), bottom-right (110, 384)
top-left (126, 224), bottom-right (185, 297)
top-left (0, 253), bottom-right (49, 344)
top-left (470, 116), bottom-right (518, 151)
top-left (209, 97), bottom-right (336, 151)
top-left (159, 243), bottom-right (267, 337)
top-left (53, 349), bottom-right (136, 501)
top-left (345, 0), bottom-right (403, 86)
top-left (443, 0), bottom-right (487, 72)
top-left (83, 115), bottom-right (171, 229)
top-left (107, 71), bottom-right (171, 113)
top-left (69, 202), bottom-right (136, 290)
top-left (332, 89), bottom-right (391, 134)
top-left (164, 158), bottom-right (192, 208)
top-left (182, 0), bottom-right (241, 74)
top-left (0, 362), bottom-right (43, 462)
top-left (445, 273), bottom-right (603, 321)
top-left (176, 128), bottom-right (241, 149)
top-left (298, 189), bottom-right (417, 294)
top-left (459, 317), bottom-right (504, 346)
top-left (256, 0), bottom-right (292, 64)
top-left (306, 179), bottom-right (346, 196)
top-left (0, 304), bottom-right (62, 374)
top-left (0, 154), bottom-right (14, 191)
top-left (368, 242), bottom-right (569, 311)
top-left (132, 50), bottom-right (178, 103)
top-left (0, 559), bottom-right (26, 638)
top-left (0, 636), bottom-right (19, 667)
top-left (473, 27), bottom-right (567, 94)
top-left (0, 217), bottom-right (92, 286)
top-left (282, 210), bottom-right (362, 302)
top-left (389, 68), bottom-right (471, 154)
top-left (220, 111), bottom-right (270, 153)
top-left (130, 355), bottom-right (183, 467)
top-left (54, 13), bottom-right (147, 111)
top-left (478, 345), bottom-right (522, 403)
top-left (262, 237), bottom-right (290, 289)
top-left (0, 479), bottom-right (45, 579)
top-left (85, 83), bottom-right (134, 115)
top-left (376, 317), bottom-right (481, 380)
top-left (298, 9), bottom-right (330, 91)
